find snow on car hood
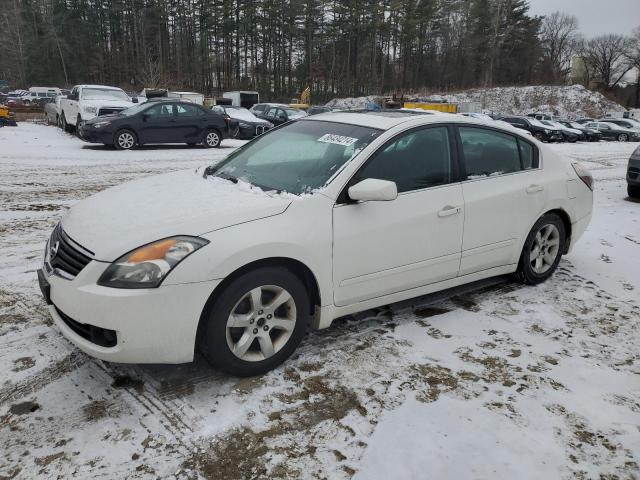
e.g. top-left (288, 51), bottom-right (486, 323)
top-left (61, 169), bottom-right (292, 261)
top-left (81, 99), bottom-right (134, 110)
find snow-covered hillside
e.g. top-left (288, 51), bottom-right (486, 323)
top-left (326, 84), bottom-right (625, 119)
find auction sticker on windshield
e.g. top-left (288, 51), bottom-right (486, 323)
top-left (317, 134), bottom-right (358, 146)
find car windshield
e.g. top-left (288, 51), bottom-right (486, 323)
top-left (570, 122), bottom-right (584, 129)
top-left (82, 88), bottom-right (130, 101)
top-left (285, 108), bottom-right (307, 118)
top-left (227, 107), bottom-right (259, 121)
top-left (529, 118), bottom-right (548, 128)
top-left (211, 120), bottom-right (381, 195)
top-left (119, 103), bottom-right (152, 116)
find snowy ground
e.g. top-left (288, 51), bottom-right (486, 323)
top-left (1, 124), bottom-right (639, 479)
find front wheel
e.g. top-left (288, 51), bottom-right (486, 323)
top-left (203, 129), bottom-right (221, 148)
top-left (114, 129), bottom-right (137, 150)
top-left (618, 134), bottom-right (629, 142)
top-left (199, 267), bottom-right (310, 376)
top-left (61, 113), bottom-right (73, 133)
top-left (515, 214), bottom-right (566, 285)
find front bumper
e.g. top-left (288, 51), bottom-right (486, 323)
top-left (628, 159), bottom-right (640, 186)
top-left (77, 124), bottom-right (114, 144)
top-left (38, 260), bottom-right (220, 364)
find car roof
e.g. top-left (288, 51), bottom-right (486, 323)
top-left (76, 85), bottom-right (125, 91)
top-left (301, 110), bottom-right (518, 132)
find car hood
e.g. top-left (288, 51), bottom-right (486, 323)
top-left (61, 169), bottom-right (292, 261)
top-left (82, 99), bottom-right (134, 110)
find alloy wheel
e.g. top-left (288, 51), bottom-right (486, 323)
top-left (225, 285), bottom-right (297, 362)
top-left (529, 224), bottom-right (560, 274)
top-left (117, 132), bottom-right (135, 149)
top-left (618, 134), bottom-right (628, 142)
top-left (206, 131), bottom-right (220, 147)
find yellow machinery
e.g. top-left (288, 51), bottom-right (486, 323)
top-left (0, 105), bottom-right (17, 126)
top-left (289, 86), bottom-right (311, 110)
top-left (403, 102), bottom-right (458, 113)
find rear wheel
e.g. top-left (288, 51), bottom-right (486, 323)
top-left (199, 267), bottom-right (310, 376)
top-left (114, 129), bottom-right (137, 150)
top-left (618, 133), bottom-right (629, 142)
top-left (515, 214), bottom-right (566, 285)
top-left (203, 129), bottom-right (221, 148)
top-left (628, 184), bottom-right (640, 199)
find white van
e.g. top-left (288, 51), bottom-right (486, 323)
top-left (24, 87), bottom-right (63, 104)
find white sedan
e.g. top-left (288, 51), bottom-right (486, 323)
top-left (38, 112), bottom-right (594, 376)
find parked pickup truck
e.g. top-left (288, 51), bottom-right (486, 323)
top-left (60, 85), bottom-right (135, 132)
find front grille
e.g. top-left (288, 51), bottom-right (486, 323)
top-left (56, 307), bottom-right (117, 347)
top-left (48, 224), bottom-right (93, 278)
top-left (98, 107), bottom-right (124, 116)
top-left (256, 125), bottom-right (266, 136)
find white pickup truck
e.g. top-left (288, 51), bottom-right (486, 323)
top-left (60, 84), bottom-right (135, 132)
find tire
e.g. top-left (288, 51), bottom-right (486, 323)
top-left (56, 115), bottom-right (61, 128)
top-left (199, 267), bottom-right (311, 376)
top-left (628, 184), bottom-right (640, 199)
top-left (618, 133), bottom-right (628, 142)
top-left (61, 113), bottom-right (73, 133)
top-left (76, 115), bottom-right (84, 134)
top-left (113, 129), bottom-right (137, 150)
top-left (515, 214), bottom-right (566, 285)
top-left (203, 129), bottom-right (222, 148)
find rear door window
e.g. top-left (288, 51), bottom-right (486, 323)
top-left (459, 127), bottom-right (536, 178)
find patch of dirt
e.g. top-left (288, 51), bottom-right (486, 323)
top-left (111, 375), bottom-right (144, 393)
top-left (9, 400), bottom-right (40, 415)
top-left (12, 356), bottom-right (35, 372)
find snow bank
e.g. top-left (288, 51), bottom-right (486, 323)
top-left (327, 85), bottom-right (625, 119)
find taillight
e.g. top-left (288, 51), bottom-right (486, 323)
top-left (572, 162), bottom-right (593, 191)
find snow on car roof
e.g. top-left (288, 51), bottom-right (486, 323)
top-left (77, 85), bottom-right (125, 91)
top-left (304, 110), bottom-right (528, 133)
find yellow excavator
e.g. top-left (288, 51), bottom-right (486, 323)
top-left (0, 104), bottom-right (17, 126)
top-left (289, 86), bottom-right (311, 110)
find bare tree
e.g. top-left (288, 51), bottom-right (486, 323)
top-left (584, 34), bottom-right (633, 89)
top-left (540, 11), bottom-right (579, 83)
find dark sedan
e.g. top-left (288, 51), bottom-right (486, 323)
top-left (255, 105), bottom-right (307, 126)
top-left (500, 116), bottom-right (563, 142)
top-left (628, 145), bottom-right (640, 198)
top-left (557, 120), bottom-right (601, 142)
top-left (584, 122), bottom-right (640, 142)
top-left (78, 100), bottom-right (235, 150)
top-left (211, 105), bottom-right (273, 139)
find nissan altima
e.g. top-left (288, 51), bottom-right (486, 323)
top-left (38, 112), bottom-right (594, 376)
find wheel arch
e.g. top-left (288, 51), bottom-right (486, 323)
top-left (195, 257), bottom-right (322, 347)
top-left (544, 208), bottom-right (572, 254)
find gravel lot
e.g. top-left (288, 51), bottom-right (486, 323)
top-left (1, 124), bottom-right (639, 479)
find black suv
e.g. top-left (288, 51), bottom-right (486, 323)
top-left (500, 116), bottom-right (563, 142)
top-left (78, 100), bottom-right (235, 150)
top-left (628, 145), bottom-right (640, 198)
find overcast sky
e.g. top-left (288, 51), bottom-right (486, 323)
top-left (528, 0), bottom-right (640, 37)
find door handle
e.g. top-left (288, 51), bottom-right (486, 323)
top-left (438, 205), bottom-right (461, 218)
top-left (526, 184), bottom-right (544, 194)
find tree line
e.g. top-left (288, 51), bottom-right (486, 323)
top-left (0, 0), bottom-right (638, 103)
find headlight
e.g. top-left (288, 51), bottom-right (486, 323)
top-left (84, 106), bottom-right (97, 114)
top-left (266, 122), bottom-right (274, 128)
top-left (544, 129), bottom-right (550, 134)
top-left (93, 121), bottom-right (111, 129)
top-left (97, 236), bottom-right (209, 289)
top-left (238, 122), bottom-right (251, 128)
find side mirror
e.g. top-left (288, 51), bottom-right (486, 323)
top-left (348, 179), bottom-right (398, 202)
top-left (278, 114), bottom-right (287, 121)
